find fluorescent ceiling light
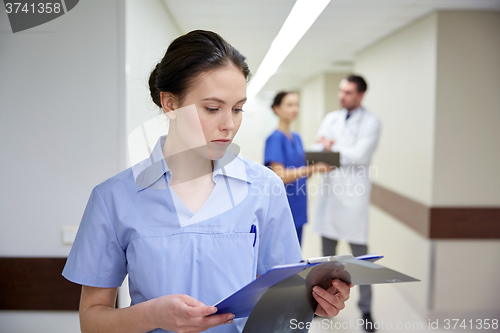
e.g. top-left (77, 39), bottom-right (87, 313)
top-left (247, 0), bottom-right (331, 99)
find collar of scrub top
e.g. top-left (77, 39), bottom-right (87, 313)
top-left (132, 135), bottom-right (253, 227)
top-left (132, 134), bottom-right (252, 192)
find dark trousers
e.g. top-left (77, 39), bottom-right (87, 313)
top-left (322, 237), bottom-right (372, 314)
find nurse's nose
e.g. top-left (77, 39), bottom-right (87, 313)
top-left (219, 110), bottom-right (235, 132)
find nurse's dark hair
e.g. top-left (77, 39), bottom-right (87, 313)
top-left (149, 30), bottom-right (251, 108)
top-left (345, 74), bottom-right (367, 93)
top-left (272, 91), bottom-right (293, 108)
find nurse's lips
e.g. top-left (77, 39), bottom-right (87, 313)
top-left (211, 138), bottom-right (231, 146)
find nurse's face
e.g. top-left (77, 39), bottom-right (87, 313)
top-left (338, 79), bottom-right (364, 111)
top-left (175, 65), bottom-right (247, 160)
top-left (274, 93), bottom-right (299, 122)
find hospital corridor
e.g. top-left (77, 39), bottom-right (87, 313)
top-left (1, 1), bottom-right (499, 332)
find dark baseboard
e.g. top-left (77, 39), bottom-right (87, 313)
top-left (0, 257), bottom-right (80, 311)
top-left (371, 183), bottom-right (500, 239)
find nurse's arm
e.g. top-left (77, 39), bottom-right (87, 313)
top-left (269, 162), bottom-right (331, 184)
top-left (79, 285), bottom-right (233, 333)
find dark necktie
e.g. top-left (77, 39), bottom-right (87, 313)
top-left (346, 112), bottom-right (351, 121)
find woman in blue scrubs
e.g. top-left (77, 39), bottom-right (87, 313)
top-left (265, 92), bottom-right (330, 246)
top-left (63, 31), bottom-right (350, 333)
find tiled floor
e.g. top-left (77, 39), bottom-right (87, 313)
top-left (300, 223), bottom-right (448, 333)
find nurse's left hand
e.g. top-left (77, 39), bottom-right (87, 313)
top-left (313, 279), bottom-right (353, 317)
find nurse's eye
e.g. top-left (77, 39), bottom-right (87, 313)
top-left (205, 107), bottom-right (219, 112)
top-left (233, 108), bottom-right (244, 113)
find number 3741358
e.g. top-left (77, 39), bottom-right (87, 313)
top-left (443, 319), bottom-right (498, 330)
top-left (5, 2), bottom-right (62, 14)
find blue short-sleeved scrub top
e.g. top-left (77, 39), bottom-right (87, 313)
top-left (63, 135), bottom-right (303, 333)
top-left (264, 130), bottom-right (308, 228)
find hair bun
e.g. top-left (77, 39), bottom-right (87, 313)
top-left (148, 64), bottom-right (162, 108)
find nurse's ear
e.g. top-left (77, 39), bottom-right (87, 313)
top-left (271, 105), bottom-right (279, 116)
top-left (160, 91), bottom-right (177, 120)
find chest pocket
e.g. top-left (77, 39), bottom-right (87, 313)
top-left (126, 231), bottom-right (257, 306)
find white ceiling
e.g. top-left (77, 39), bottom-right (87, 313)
top-left (164, 0), bottom-right (500, 96)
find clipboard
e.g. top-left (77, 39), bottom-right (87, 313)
top-left (305, 151), bottom-right (340, 167)
top-left (214, 254), bottom-right (419, 318)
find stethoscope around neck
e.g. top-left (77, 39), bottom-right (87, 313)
top-left (344, 107), bottom-right (366, 144)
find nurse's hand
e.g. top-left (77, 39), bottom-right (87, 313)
top-left (312, 279), bottom-right (353, 317)
top-left (311, 162), bottom-right (333, 173)
top-left (316, 136), bottom-right (335, 151)
top-left (151, 294), bottom-right (234, 333)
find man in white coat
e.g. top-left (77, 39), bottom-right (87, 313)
top-left (313, 75), bottom-right (381, 332)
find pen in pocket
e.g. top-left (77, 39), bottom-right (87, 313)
top-left (250, 224), bottom-right (257, 247)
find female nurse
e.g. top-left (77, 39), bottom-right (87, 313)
top-left (63, 31), bottom-right (350, 333)
top-left (264, 92), bottom-right (330, 245)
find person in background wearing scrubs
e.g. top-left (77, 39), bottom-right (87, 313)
top-left (62, 31), bottom-right (351, 333)
top-left (313, 75), bottom-right (381, 332)
top-left (264, 92), bottom-right (331, 246)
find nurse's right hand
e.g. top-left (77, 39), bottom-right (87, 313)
top-left (151, 294), bottom-right (234, 333)
top-left (311, 162), bottom-right (333, 173)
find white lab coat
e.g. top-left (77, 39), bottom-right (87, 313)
top-left (311, 107), bottom-right (381, 245)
